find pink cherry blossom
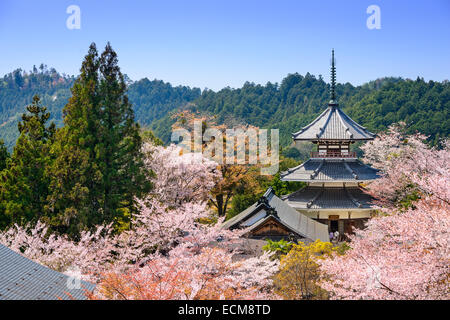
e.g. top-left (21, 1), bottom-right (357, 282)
top-left (320, 124), bottom-right (450, 300)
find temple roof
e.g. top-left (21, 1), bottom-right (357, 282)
top-left (283, 185), bottom-right (375, 210)
top-left (292, 50), bottom-right (375, 142)
top-left (222, 188), bottom-right (329, 242)
top-left (0, 244), bottom-right (95, 300)
top-left (280, 158), bottom-right (381, 182)
top-left (292, 106), bottom-right (376, 141)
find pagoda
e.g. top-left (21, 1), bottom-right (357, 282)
top-left (223, 50), bottom-right (379, 242)
top-left (280, 50), bottom-right (380, 237)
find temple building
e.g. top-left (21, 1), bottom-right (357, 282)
top-left (224, 50), bottom-right (379, 241)
top-left (281, 49), bottom-right (379, 237)
top-left (222, 187), bottom-right (330, 242)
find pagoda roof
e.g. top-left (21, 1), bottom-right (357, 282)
top-left (292, 105), bottom-right (376, 141)
top-left (283, 185), bottom-right (376, 210)
top-left (280, 158), bottom-right (381, 182)
top-left (222, 188), bottom-right (329, 242)
top-left (0, 244), bottom-right (95, 300)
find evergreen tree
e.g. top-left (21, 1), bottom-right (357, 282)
top-left (48, 43), bottom-right (151, 236)
top-left (0, 139), bottom-right (9, 172)
top-left (47, 43), bottom-right (103, 234)
top-left (0, 139), bottom-right (10, 229)
top-left (96, 43), bottom-right (151, 227)
top-left (0, 95), bottom-right (55, 228)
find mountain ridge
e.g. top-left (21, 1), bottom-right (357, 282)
top-left (1, 67), bottom-right (448, 150)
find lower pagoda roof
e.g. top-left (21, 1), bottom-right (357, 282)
top-left (283, 185), bottom-right (376, 210)
top-left (280, 158), bottom-right (381, 182)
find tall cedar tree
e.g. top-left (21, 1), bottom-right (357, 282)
top-left (0, 139), bottom-right (9, 172)
top-left (48, 43), bottom-right (150, 236)
top-left (0, 95), bottom-right (55, 228)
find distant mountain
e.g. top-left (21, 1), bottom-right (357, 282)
top-left (152, 73), bottom-right (449, 147)
top-left (0, 67), bottom-right (448, 150)
top-left (0, 67), bottom-right (200, 149)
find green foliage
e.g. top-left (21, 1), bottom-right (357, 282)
top-left (226, 155), bottom-right (305, 219)
top-left (0, 67), bottom-right (75, 150)
top-left (141, 129), bottom-right (163, 146)
top-left (128, 78), bottom-right (200, 126)
top-left (227, 193), bottom-right (261, 220)
top-left (0, 69), bottom-right (199, 151)
top-left (262, 239), bottom-right (293, 258)
top-left (0, 139), bottom-right (9, 172)
top-left (1, 70), bottom-right (448, 151)
top-left (270, 156), bottom-right (305, 197)
top-left (154, 75), bottom-right (449, 148)
top-left (0, 95), bottom-right (55, 229)
top-left (396, 184), bottom-right (421, 210)
top-left (46, 43), bottom-right (152, 236)
top-left (334, 241), bottom-right (351, 255)
top-left (270, 173), bottom-right (305, 197)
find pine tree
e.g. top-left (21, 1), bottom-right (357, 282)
top-left (96, 43), bottom-right (151, 228)
top-left (0, 139), bottom-right (10, 229)
top-left (48, 43), bottom-right (151, 236)
top-left (0, 139), bottom-right (9, 172)
top-left (47, 43), bottom-right (103, 234)
top-left (0, 95), bottom-right (55, 227)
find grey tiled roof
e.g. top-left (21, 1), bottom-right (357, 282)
top-left (283, 186), bottom-right (375, 210)
top-left (292, 106), bottom-right (375, 141)
top-left (280, 158), bottom-right (380, 182)
top-left (222, 188), bottom-right (330, 242)
top-left (0, 244), bottom-right (95, 300)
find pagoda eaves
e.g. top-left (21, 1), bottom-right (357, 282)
top-left (292, 105), bottom-right (375, 141)
top-left (280, 158), bottom-right (380, 182)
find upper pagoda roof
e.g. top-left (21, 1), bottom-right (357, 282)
top-left (292, 49), bottom-right (375, 142)
top-left (292, 106), bottom-right (376, 141)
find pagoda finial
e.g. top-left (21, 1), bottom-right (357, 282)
top-left (329, 49), bottom-right (337, 106)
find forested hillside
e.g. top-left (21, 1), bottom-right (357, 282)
top-left (1, 68), bottom-right (448, 149)
top-left (0, 66), bottom-right (75, 149)
top-left (153, 74), bottom-right (449, 147)
top-left (0, 68), bottom-right (200, 149)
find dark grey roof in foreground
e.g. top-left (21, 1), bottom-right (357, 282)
top-left (283, 185), bottom-right (375, 210)
top-left (280, 158), bottom-right (381, 182)
top-left (222, 188), bottom-right (329, 242)
top-left (292, 106), bottom-right (376, 141)
top-left (0, 244), bottom-right (95, 300)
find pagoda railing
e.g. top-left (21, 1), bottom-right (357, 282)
top-left (311, 151), bottom-right (356, 158)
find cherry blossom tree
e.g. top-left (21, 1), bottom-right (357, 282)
top-left (143, 143), bottom-right (221, 207)
top-left (320, 124), bottom-right (449, 300)
top-left (89, 248), bottom-right (278, 300)
top-left (0, 142), bottom-right (279, 299)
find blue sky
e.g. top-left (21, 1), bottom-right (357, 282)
top-left (0, 0), bottom-right (449, 90)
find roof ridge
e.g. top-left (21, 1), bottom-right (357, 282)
top-left (335, 107), bottom-right (353, 139)
top-left (292, 107), bottom-right (331, 137)
top-left (316, 107), bottom-right (334, 139)
top-left (307, 185), bottom-right (324, 208)
top-left (344, 184), bottom-right (363, 208)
